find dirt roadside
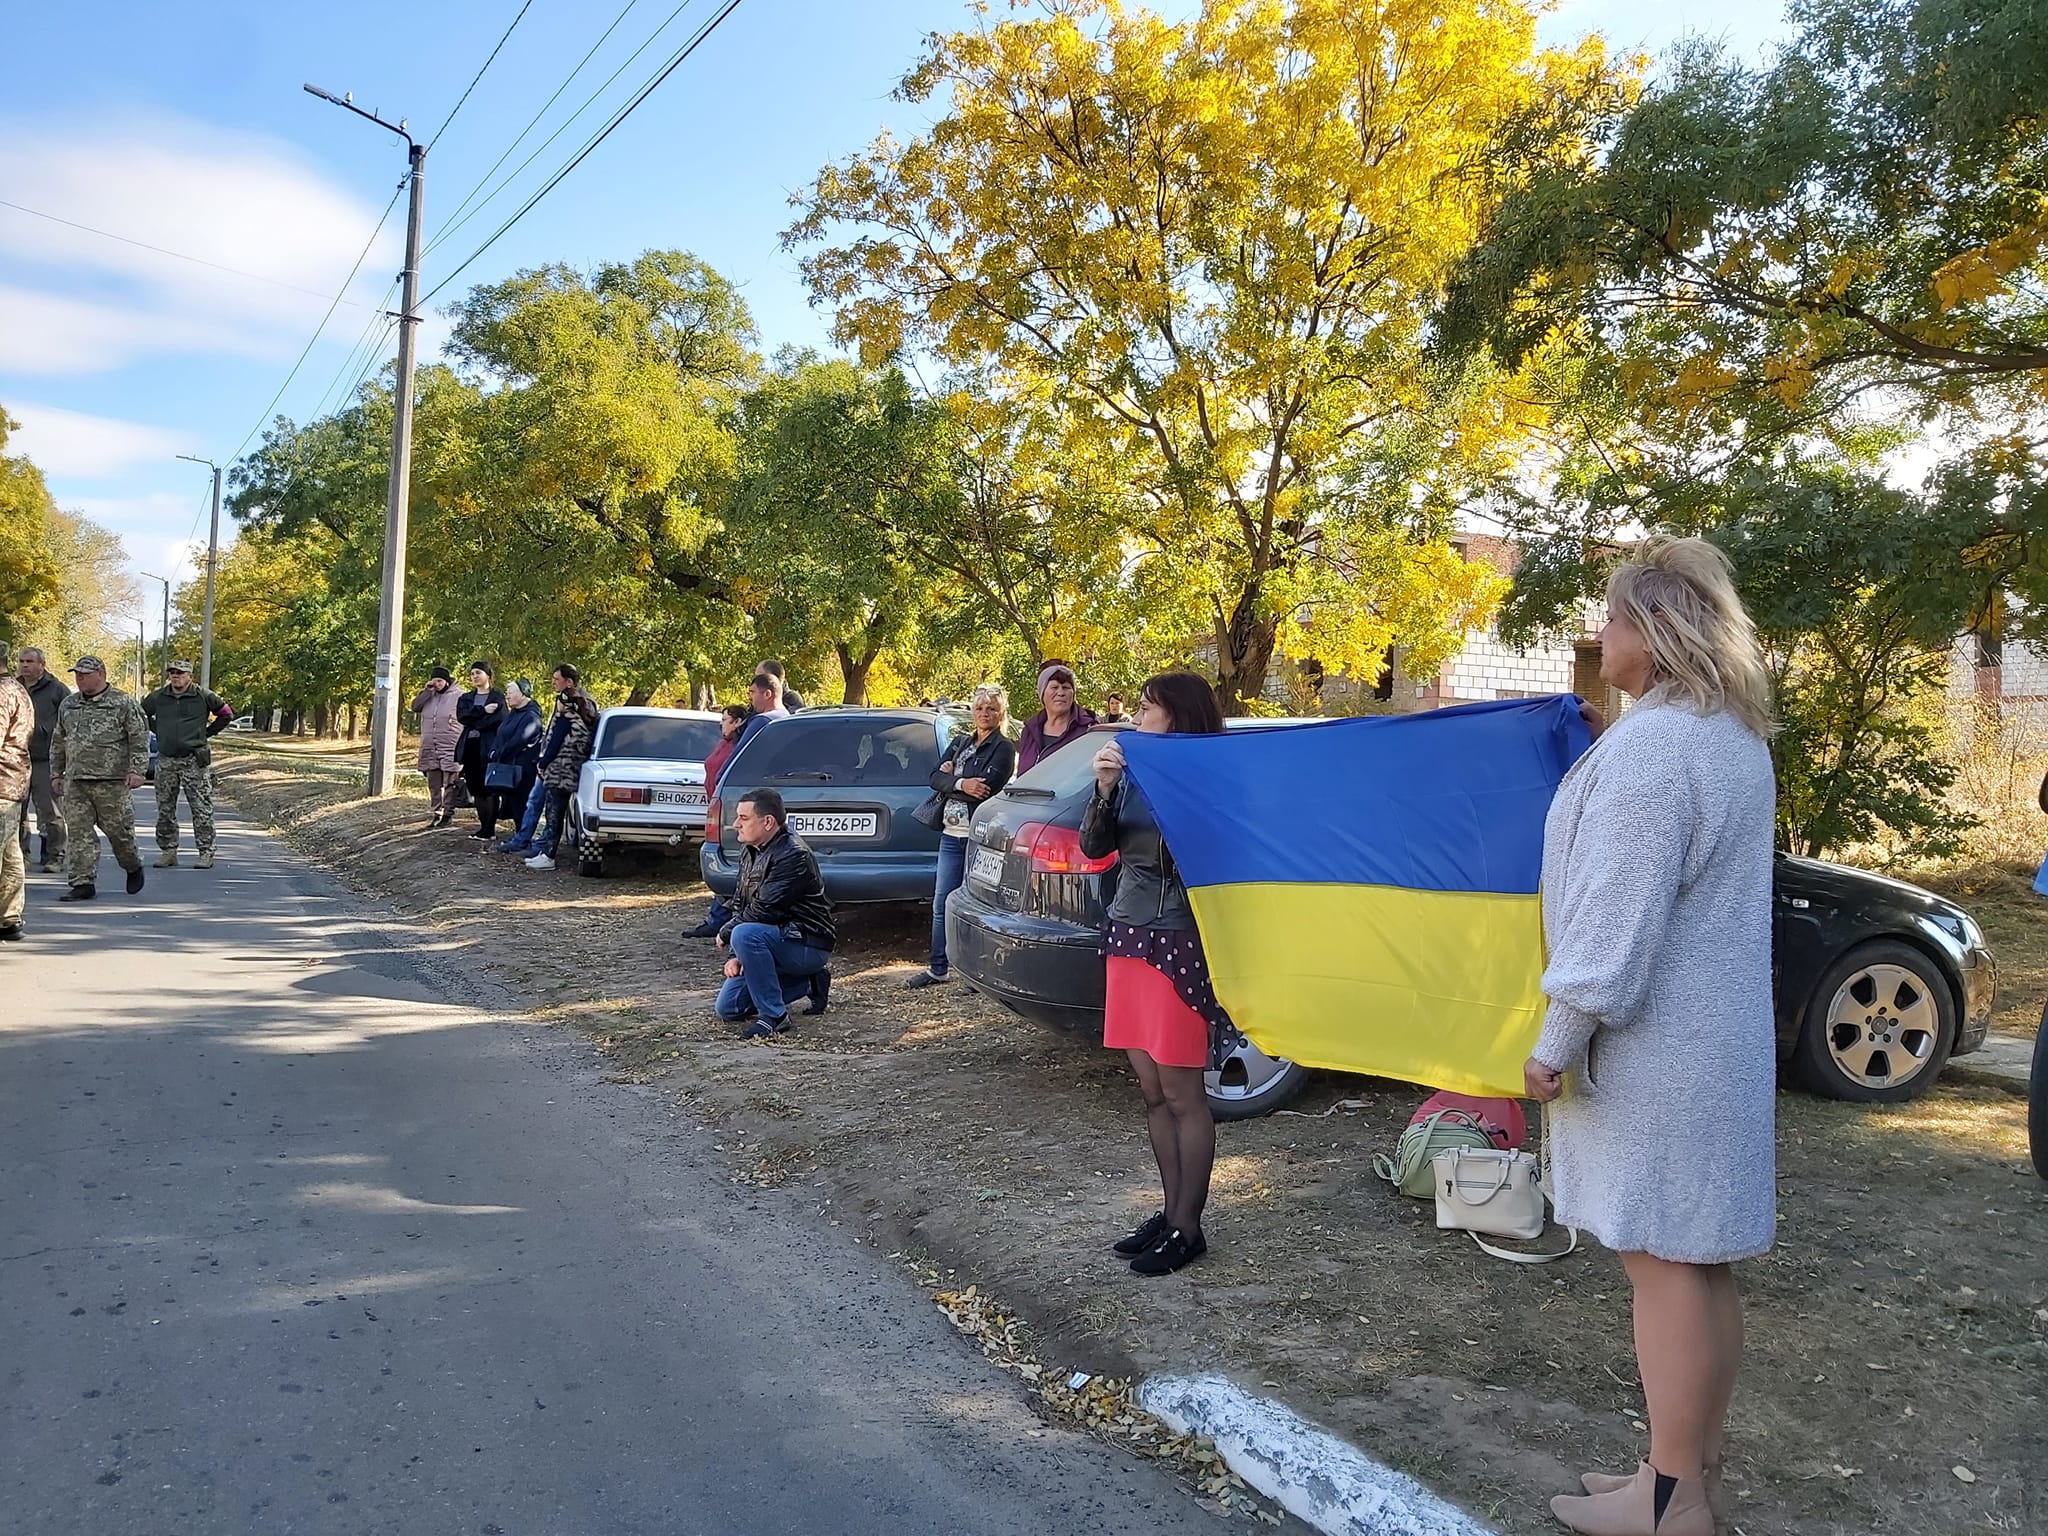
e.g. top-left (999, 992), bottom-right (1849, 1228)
top-left (216, 752), bottom-right (2046, 1536)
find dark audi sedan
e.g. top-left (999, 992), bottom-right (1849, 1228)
top-left (702, 706), bottom-right (967, 904)
top-left (947, 722), bottom-right (1996, 1119)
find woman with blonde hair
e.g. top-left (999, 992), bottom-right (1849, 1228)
top-left (908, 684), bottom-right (1016, 989)
top-left (1524, 536), bottom-right (1777, 1536)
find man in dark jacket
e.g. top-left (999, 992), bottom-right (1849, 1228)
top-left (15, 647), bottom-right (68, 871)
top-left (142, 660), bottom-right (234, 868)
top-left (714, 787), bottom-right (835, 1037)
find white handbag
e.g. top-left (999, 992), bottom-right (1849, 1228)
top-left (1432, 1145), bottom-right (1577, 1264)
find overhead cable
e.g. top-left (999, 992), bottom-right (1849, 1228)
top-left (423, 0), bottom-right (744, 304)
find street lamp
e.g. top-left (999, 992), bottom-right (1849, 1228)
top-left (176, 454), bottom-right (224, 691)
top-left (304, 81), bottom-right (425, 797)
top-left (138, 572), bottom-right (171, 682)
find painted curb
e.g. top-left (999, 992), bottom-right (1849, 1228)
top-left (1136, 1373), bottom-right (1497, 1536)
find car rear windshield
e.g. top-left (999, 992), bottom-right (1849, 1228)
top-left (596, 716), bottom-right (721, 762)
top-left (731, 718), bottom-right (939, 787)
top-left (1005, 724), bottom-right (1125, 795)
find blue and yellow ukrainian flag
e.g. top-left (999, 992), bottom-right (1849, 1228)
top-left (1118, 696), bottom-right (1590, 1098)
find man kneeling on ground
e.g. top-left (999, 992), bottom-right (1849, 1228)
top-left (715, 787), bottom-right (835, 1038)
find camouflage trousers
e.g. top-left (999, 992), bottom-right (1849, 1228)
top-left (156, 754), bottom-right (216, 852)
top-left (62, 778), bottom-right (141, 889)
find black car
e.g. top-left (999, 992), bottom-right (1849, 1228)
top-left (946, 722), bottom-right (1997, 1118)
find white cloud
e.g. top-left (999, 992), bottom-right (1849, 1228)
top-left (0, 113), bottom-right (400, 376)
top-left (4, 401), bottom-right (194, 477)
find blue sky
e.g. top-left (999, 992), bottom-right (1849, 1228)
top-left (1, 0), bottom-right (1790, 602)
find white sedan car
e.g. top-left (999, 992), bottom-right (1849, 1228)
top-left (568, 707), bottom-right (725, 877)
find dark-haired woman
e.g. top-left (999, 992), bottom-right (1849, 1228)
top-left (455, 662), bottom-right (505, 838)
top-left (1080, 670), bottom-right (1229, 1275)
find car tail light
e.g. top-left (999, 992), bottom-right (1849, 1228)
top-left (601, 785), bottom-right (648, 805)
top-left (1013, 821), bottom-right (1117, 875)
top-left (706, 794), bottom-right (721, 830)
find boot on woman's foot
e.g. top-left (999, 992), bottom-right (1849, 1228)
top-left (1551, 1463), bottom-right (1712, 1536)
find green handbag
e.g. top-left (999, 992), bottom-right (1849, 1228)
top-left (1372, 1109), bottom-right (1497, 1199)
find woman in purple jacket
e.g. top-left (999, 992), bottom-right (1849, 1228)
top-left (1015, 661), bottom-right (1096, 773)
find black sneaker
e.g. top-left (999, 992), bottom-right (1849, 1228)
top-left (740, 1015), bottom-right (789, 1040)
top-left (0, 924), bottom-right (22, 941)
top-left (682, 920), bottom-right (719, 940)
top-left (1129, 1227), bottom-right (1206, 1276)
top-left (905, 969), bottom-right (948, 990)
top-left (1112, 1211), bottom-right (1171, 1257)
top-left (804, 968), bottom-right (832, 1016)
top-left (59, 884), bottom-right (97, 902)
top-left (125, 867), bottom-right (145, 895)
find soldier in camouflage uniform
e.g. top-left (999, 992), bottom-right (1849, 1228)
top-left (50, 656), bottom-right (149, 901)
top-left (142, 659), bottom-right (233, 868)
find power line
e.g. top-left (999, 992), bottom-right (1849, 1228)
top-left (425, 0), bottom-right (689, 259)
top-left (312, 277), bottom-right (401, 419)
top-left (228, 181), bottom-right (404, 463)
top-left (424, 0), bottom-right (745, 304)
top-left (427, 0), bottom-right (539, 151)
top-left (426, 0), bottom-right (645, 251)
top-left (0, 196), bottom-right (377, 308)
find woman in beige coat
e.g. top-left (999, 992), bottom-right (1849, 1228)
top-left (412, 666), bottom-right (463, 827)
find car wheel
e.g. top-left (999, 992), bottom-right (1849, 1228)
top-left (1795, 939), bottom-right (1955, 1103)
top-left (1205, 1034), bottom-right (1308, 1120)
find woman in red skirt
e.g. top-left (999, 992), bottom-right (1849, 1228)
top-left (1080, 671), bottom-right (1230, 1275)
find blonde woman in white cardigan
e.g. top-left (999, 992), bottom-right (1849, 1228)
top-left (1524, 537), bottom-right (1778, 1536)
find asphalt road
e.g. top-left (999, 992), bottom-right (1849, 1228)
top-left (1, 790), bottom-right (1222, 1535)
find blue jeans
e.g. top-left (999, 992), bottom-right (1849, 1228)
top-left (534, 787), bottom-right (572, 856)
top-left (502, 778), bottom-right (547, 848)
top-left (929, 834), bottom-right (969, 975)
top-left (715, 922), bottom-right (830, 1024)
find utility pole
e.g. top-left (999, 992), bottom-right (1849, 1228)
top-left (177, 454), bottom-right (225, 691)
top-left (135, 619), bottom-right (146, 694)
top-left (139, 572), bottom-right (171, 684)
top-left (306, 83), bottom-right (423, 798)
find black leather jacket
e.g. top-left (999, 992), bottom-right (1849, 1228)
top-left (930, 728), bottom-right (1017, 828)
top-left (720, 828), bottom-right (836, 951)
top-left (1079, 777), bottom-right (1193, 930)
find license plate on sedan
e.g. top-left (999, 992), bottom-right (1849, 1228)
top-left (651, 786), bottom-right (705, 806)
top-left (969, 846), bottom-right (1006, 889)
top-left (788, 812), bottom-right (878, 838)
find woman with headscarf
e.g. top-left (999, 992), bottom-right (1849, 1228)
top-left (1016, 660), bottom-right (1096, 773)
top-left (412, 665), bottom-right (463, 827)
top-left (478, 678), bottom-right (544, 842)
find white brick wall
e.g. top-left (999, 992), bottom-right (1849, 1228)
top-left (1442, 628), bottom-right (1577, 702)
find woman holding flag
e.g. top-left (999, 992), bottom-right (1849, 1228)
top-left (1083, 671), bottom-right (1231, 1276)
top-left (1524, 537), bottom-right (1778, 1536)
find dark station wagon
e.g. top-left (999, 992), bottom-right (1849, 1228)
top-left (947, 721), bottom-right (1998, 1119)
top-left (701, 706), bottom-right (969, 904)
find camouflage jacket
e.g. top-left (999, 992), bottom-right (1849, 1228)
top-left (52, 685), bottom-right (150, 781)
top-left (0, 676), bottom-right (31, 802)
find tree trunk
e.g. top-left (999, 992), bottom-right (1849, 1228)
top-left (836, 641), bottom-right (880, 706)
top-left (624, 684), bottom-right (653, 706)
top-left (693, 679), bottom-right (717, 709)
top-left (1212, 588), bottom-right (1279, 715)
top-left (345, 704), bottom-right (357, 740)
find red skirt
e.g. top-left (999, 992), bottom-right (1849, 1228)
top-left (1103, 956), bottom-right (1209, 1069)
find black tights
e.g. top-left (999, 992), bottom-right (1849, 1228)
top-left (1128, 1050), bottom-right (1214, 1237)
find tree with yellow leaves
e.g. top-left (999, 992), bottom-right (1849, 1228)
top-left (788, 0), bottom-right (1625, 709)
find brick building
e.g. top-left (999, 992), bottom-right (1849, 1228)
top-left (1301, 533), bottom-right (1622, 720)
